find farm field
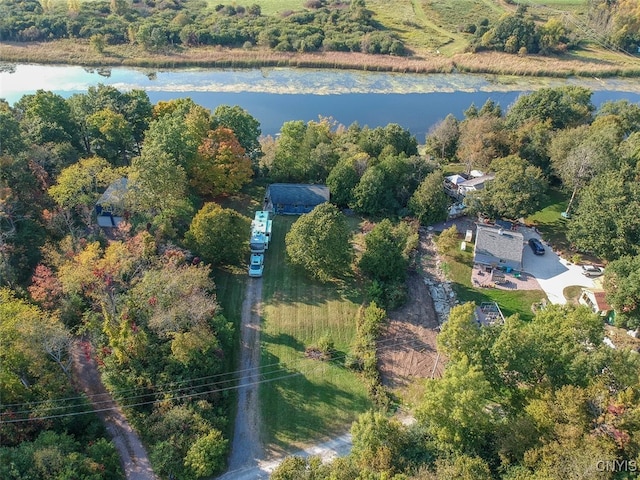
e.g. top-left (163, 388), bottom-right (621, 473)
top-left (259, 216), bottom-right (371, 452)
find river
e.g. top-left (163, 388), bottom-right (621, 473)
top-left (2, 64), bottom-right (640, 138)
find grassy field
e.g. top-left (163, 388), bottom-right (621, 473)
top-left (442, 248), bottom-right (546, 321)
top-left (259, 216), bottom-right (371, 452)
top-left (209, 0), bottom-right (303, 15)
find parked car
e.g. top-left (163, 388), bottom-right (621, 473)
top-left (248, 253), bottom-right (264, 278)
top-left (581, 264), bottom-right (604, 277)
top-left (528, 238), bottom-right (545, 255)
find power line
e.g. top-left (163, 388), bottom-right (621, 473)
top-left (1, 333), bottom-right (417, 411)
top-left (1, 334), bottom-right (438, 424)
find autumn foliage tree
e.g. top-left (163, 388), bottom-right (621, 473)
top-left (185, 203), bottom-right (251, 266)
top-left (190, 127), bottom-right (253, 197)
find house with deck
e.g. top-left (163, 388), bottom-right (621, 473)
top-left (473, 224), bottom-right (524, 271)
top-left (457, 174), bottom-right (495, 197)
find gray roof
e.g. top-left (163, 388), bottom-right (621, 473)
top-left (97, 178), bottom-right (128, 208)
top-left (445, 174), bottom-right (467, 185)
top-left (459, 173), bottom-right (495, 188)
top-left (267, 183), bottom-right (330, 206)
top-left (474, 225), bottom-right (524, 269)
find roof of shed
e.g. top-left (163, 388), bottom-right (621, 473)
top-left (474, 225), bottom-right (524, 265)
top-left (97, 178), bottom-right (128, 207)
top-left (267, 183), bottom-right (330, 206)
top-left (583, 288), bottom-right (612, 311)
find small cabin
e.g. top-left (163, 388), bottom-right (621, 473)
top-left (95, 178), bottom-right (128, 228)
top-left (579, 288), bottom-right (612, 317)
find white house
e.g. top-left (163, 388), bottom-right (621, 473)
top-left (579, 288), bottom-right (612, 317)
top-left (457, 173), bottom-right (495, 196)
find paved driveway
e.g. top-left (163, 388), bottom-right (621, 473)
top-left (520, 228), bottom-right (595, 304)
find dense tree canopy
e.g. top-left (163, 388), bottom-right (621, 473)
top-left (474, 155), bottom-right (548, 219)
top-left (285, 203), bottom-right (353, 281)
top-left (506, 86), bottom-right (594, 130)
top-left (408, 171), bottom-right (450, 226)
top-left (48, 156), bottom-right (124, 212)
top-left (567, 170), bottom-right (640, 260)
top-left (185, 203), bottom-right (251, 266)
top-left (425, 114), bottom-right (460, 162)
top-left (211, 105), bottom-right (262, 161)
top-left (190, 127), bottom-right (253, 197)
top-left (604, 254), bottom-right (640, 329)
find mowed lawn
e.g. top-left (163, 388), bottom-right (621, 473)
top-left (260, 215), bottom-right (371, 452)
top-left (525, 188), bottom-right (571, 254)
top-left (443, 249), bottom-right (546, 321)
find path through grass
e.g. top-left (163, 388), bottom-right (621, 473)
top-left (260, 216), bottom-right (370, 453)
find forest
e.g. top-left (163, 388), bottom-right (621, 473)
top-left (1, 83), bottom-right (640, 479)
top-left (0, 0), bottom-right (639, 58)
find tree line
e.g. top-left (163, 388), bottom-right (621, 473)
top-left (0, 0), bottom-right (405, 55)
top-left (2, 0), bottom-right (638, 56)
top-left (1, 88), bottom-right (260, 478)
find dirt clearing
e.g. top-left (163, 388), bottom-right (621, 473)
top-left (377, 272), bottom-right (444, 387)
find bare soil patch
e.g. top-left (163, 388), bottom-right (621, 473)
top-left (377, 272), bottom-right (445, 388)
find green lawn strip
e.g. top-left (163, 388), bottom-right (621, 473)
top-left (442, 249), bottom-right (545, 320)
top-left (563, 285), bottom-right (583, 305)
top-left (525, 188), bottom-right (570, 253)
top-left (260, 216), bottom-right (371, 451)
top-left (212, 265), bottom-right (247, 439)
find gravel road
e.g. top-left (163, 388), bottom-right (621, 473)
top-left (71, 340), bottom-right (158, 480)
top-left (225, 277), bottom-right (264, 473)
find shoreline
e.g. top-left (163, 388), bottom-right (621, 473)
top-left (2, 40), bottom-right (640, 79)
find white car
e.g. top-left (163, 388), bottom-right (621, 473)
top-left (581, 265), bottom-right (604, 277)
top-left (248, 254), bottom-right (264, 278)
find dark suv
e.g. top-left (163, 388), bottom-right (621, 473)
top-left (528, 238), bottom-right (545, 255)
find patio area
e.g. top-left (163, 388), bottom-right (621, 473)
top-left (471, 264), bottom-right (541, 291)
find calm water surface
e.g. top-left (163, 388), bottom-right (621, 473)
top-left (2, 64), bottom-right (640, 138)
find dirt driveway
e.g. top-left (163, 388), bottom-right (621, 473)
top-left (378, 273), bottom-right (444, 386)
top-left (377, 228), bottom-right (449, 386)
top-left (223, 277), bottom-right (263, 475)
top-left (71, 340), bottom-right (157, 480)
